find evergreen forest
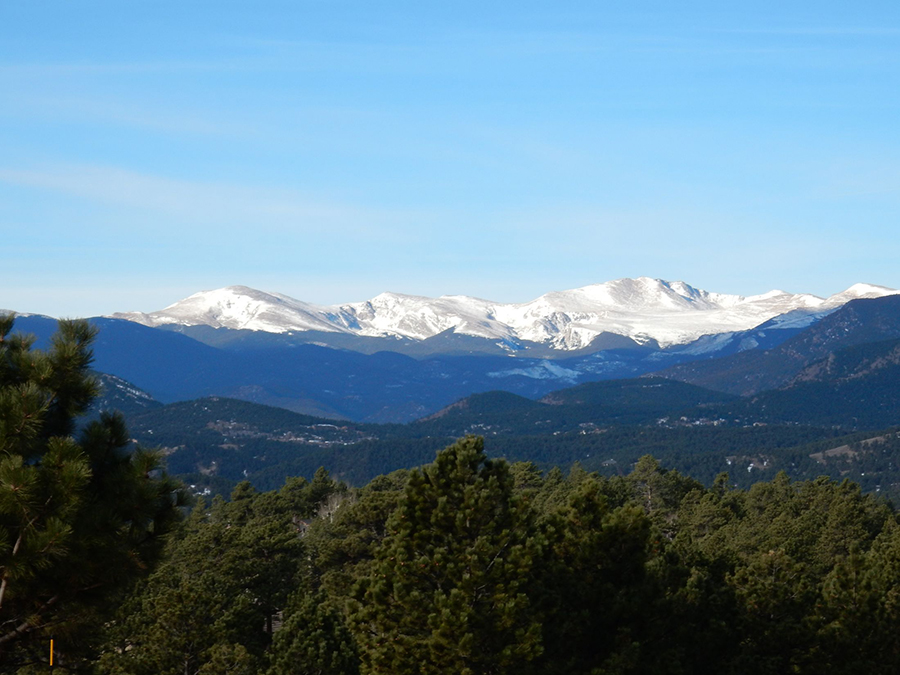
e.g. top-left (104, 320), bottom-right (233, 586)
top-left (5, 318), bottom-right (900, 673)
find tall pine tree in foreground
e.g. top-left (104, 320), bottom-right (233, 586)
top-left (349, 436), bottom-right (542, 675)
top-left (0, 315), bottom-right (186, 671)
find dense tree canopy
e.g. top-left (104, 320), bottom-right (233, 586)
top-left (92, 435), bottom-right (900, 674)
top-left (0, 315), bottom-right (187, 671)
top-left (349, 436), bottom-right (542, 675)
top-left (6, 333), bottom-right (900, 675)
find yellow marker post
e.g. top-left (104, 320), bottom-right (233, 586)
top-left (49, 638), bottom-right (54, 668)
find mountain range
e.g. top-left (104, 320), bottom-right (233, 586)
top-left (7, 276), bottom-right (900, 496)
top-left (112, 278), bottom-right (897, 355)
top-left (6, 277), bottom-right (900, 423)
top-left (655, 294), bottom-right (900, 395)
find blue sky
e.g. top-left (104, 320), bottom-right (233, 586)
top-left (2, 1), bottom-right (899, 317)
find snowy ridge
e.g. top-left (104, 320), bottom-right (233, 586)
top-left (111, 278), bottom-right (899, 351)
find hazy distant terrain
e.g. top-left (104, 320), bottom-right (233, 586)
top-left (11, 279), bottom-right (900, 423)
top-left (5, 281), bottom-right (898, 498)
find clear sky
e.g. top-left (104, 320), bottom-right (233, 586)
top-left (2, 1), bottom-right (899, 317)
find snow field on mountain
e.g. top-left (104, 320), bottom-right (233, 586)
top-left (112, 277), bottom-right (899, 351)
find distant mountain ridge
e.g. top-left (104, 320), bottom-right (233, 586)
top-left (10, 302), bottom-right (900, 493)
top-left (655, 295), bottom-right (900, 396)
top-left (112, 278), bottom-right (898, 354)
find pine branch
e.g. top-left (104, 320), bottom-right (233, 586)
top-left (0, 593), bottom-right (59, 647)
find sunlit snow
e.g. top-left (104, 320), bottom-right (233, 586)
top-left (110, 278), bottom-right (899, 351)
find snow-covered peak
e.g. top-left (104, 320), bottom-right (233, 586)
top-left (111, 279), bottom-right (899, 351)
top-left (823, 283), bottom-right (898, 306)
top-left (549, 277), bottom-right (724, 312)
top-left (341, 292), bottom-right (506, 341)
top-left (114, 285), bottom-right (350, 334)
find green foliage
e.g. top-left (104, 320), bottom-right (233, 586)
top-left (813, 521), bottom-right (900, 673)
top-left (266, 586), bottom-right (359, 675)
top-left (665, 468), bottom-right (896, 674)
top-left (537, 476), bottom-right (655, 674)
top-left (349, 437), bottom-right (543, 675)
top-left (0, 316), bottom-right (186, 670)
top-left (32, 426), bottom-right (900, 673)
top-left (98, 471), bottom-right (346, 675)
top-left (9, 309), bottom-right (900, 672)
top-left (303, 469), bottom-right (409, 600)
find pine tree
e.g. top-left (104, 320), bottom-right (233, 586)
top-left (349, 436), bottom-right (542, 675)
top-left (536, 476), bottom-right (654, 675)
top-left (98, 479), bottom-right (317, 674)
top-left (0, 315), bottom-right (186, 669)
top-left (266, 586), bottom-right (359, 675)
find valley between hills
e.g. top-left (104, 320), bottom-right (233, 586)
top-left (6, 277), bottom-right (900, 672)
top-left (9, 278), bottom-right (899, 500)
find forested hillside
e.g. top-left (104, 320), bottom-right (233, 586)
top-left (118, 387), bottom-right (900, 501)
top-left (6, 314), bottom-right (900, 673)
top-left (59, 437), bottom-right (900, 674)
top-left (655, 294), bottom-right (900, 395)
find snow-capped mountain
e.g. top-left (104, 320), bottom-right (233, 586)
top-left (112, 278), bottom-right (899, 352)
